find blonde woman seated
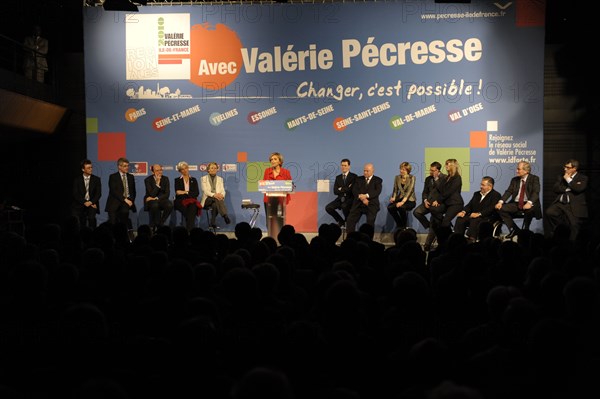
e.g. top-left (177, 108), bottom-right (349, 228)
top-left (430, 158), bottom-right (464, 228)
top-left (387, 161), bottom-right (416, 230)
top-left (201, 162), bottom-right (231, 228)
top-left (174, 161), bottom-right (201, 231)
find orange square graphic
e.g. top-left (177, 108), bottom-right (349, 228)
top-left (470, 131), bottom-right (487, 148)
top-left (285, 192), bottom-right (318, 233)
top-left (98, 133), bottom-right (126, 161)
top-left (237, 152), bottom-right (248, 162)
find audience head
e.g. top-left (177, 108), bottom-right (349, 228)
top-left (231, 367), bottom-right (293, 399)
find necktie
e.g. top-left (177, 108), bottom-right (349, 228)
top-left (122, 174), bottom-right (128, 198)
top-left (84, 177), bottom-right (90, 201)
top-left (366, 177), bottom-right (370, 185)
top-left (518, 179), bottom-right (525, 209)
top-left (343, 174), bottom-right (346, 184)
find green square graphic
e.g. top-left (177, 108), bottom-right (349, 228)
top-left (246, 162), bottom-right (271, 192)
top-left (424, 147), bottom-right (471, 192)
top-left (86, 118), bottom-right (98, 134)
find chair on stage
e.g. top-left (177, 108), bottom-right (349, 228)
top-left (492, 210), bottom-right (536, 240)
top-left (242, 201), bottom-right (260, 228)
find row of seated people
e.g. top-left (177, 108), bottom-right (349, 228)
top-left (416, 159), bottom-right (587, 248)
top-left (72, 158), bottom-right (230, 233)
top-left (327, 158), bottom-right (587, 249)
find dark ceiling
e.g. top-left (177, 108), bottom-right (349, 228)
top-left (2, 0), bottom-right (579, 53)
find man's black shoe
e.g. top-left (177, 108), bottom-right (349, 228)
top-left (224, 215), bottom-right (231, 224)
top-left (506, 227), bottom-right (519, 239)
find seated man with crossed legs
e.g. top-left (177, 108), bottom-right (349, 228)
top-left (495, 161), bottom-right (542, 239)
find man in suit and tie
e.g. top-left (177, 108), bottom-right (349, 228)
top-left (106, 157), bottom-right (137, 228)
top-left (144, 164), bottom-right (173, 230)
top-left (325, 158), bottom-right (358, 227)
top-left (454, 176), bottom-right (501, 241)
top-left (345, 163), bottom-right (383, 234)
top-left (545, 159), bottom-right (588, 240)
top-left (495, 161), bottom-right (542, 239)
top-left (413, 161), bottom-right (446, 250)
top-left (71, 159), bottom-right (101, 229)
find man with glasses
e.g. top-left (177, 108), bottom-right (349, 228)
top-left (495, 161), bottom-right (542, 239)
top-left (345, 163), bottom-right (383, 234)
top-left (545, 159), bottom-right (588, 240)
top-left (144, 164), bottom-right (173, 230)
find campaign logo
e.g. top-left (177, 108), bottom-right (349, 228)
top-left (126, 14), bottom-right (191, 80)
top-left (126, 14), bottom-right (243, 89)
top-left (130, 162), bottom-right (148, 176)
top-left (221, 163), bottom-right (237, 172)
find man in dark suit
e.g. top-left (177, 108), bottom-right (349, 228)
top-left (325, 158), bottom-right (358, 227)
top-left (105, 157), bottom-right (137, 228)
top-left (413, 161), bottom-right (446, 250)
top-left (495, 161), bottom-right (542, 239)
top-left (545, 159), bottom-right (588, 240)
top-left (71, 159), bottom-right (101, 229)
top-left (454, 176), bottom-right (501, 241)
top-left (345, 163), bottom-right (383, 233)
top-left (144, 164), bottom-right (173, 230)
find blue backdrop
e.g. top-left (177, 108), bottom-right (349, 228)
top-left (83, 0), bottom-right (545, 233)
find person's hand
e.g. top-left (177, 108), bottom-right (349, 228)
top-left (91, 204), bottom-right (97, 209)
top-left (495, 202), bottom-right (502, 210)
top-left (84, 201), bottom-right (92, 208)
top-left (396, 200), bottom-right (405, 208)
top-left (523, 202), bottom-right (533, 210)
top-left (389, 196), bottom-right (395, 203)
top-left (125, 198), bottom-right (133, 207)
top-left (470, 212), bottom-right (481, 219)
top-left (424, 199), bottom-right (430, 209)
top-left (432, 200), bottom-right (439, 207)
top-left (362, 198), bottom-right (369, 206)
top-left (457, 211), bottom-right (466, 218)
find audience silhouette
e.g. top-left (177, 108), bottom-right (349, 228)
top-left (1, 220), bottom-right (599, 399)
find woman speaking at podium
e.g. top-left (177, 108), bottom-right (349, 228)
top-left (263, 152), bottom-right (292, 238)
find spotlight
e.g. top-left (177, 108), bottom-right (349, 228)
top-left (103, 0), bottom-right (139, 12)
